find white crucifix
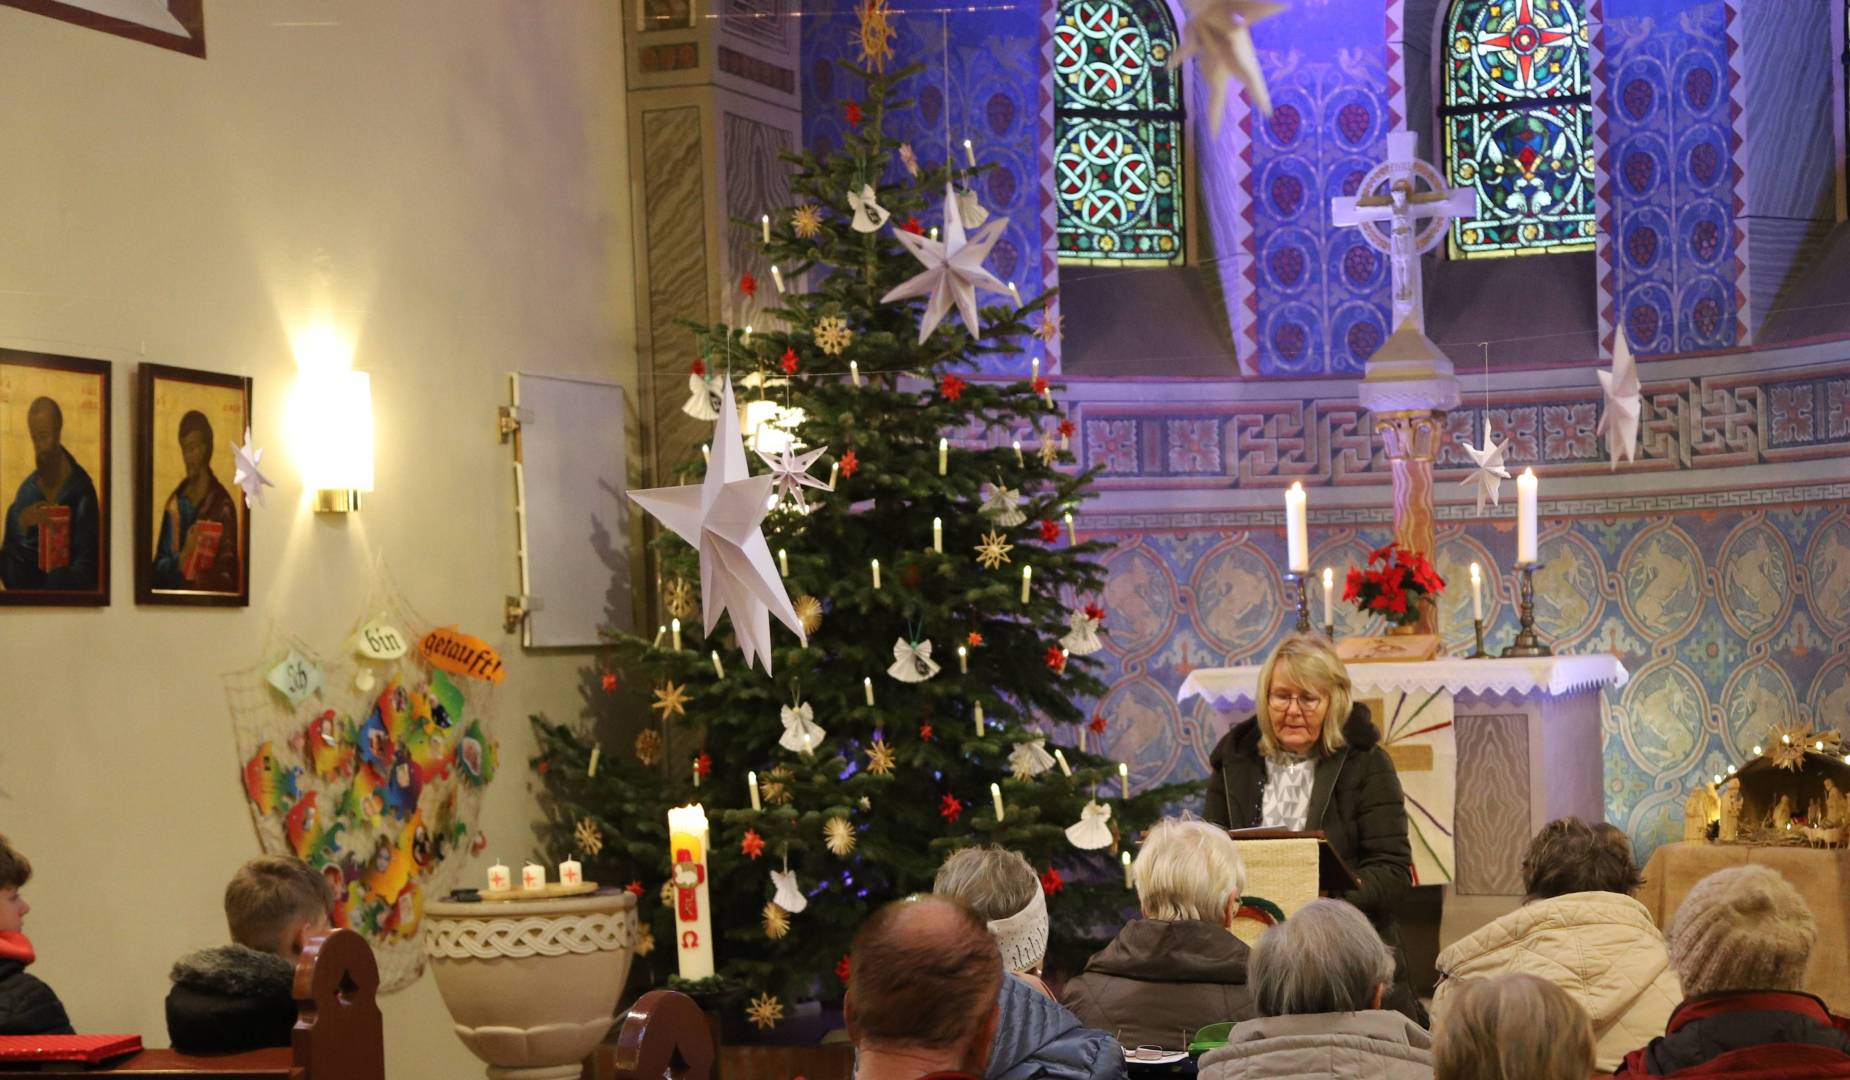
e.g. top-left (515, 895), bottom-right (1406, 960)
top-left (1331, 130), bottom-right (1477, 334)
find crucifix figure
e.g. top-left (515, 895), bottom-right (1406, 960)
top-left (1331, 130), bottom-right (1477, 334)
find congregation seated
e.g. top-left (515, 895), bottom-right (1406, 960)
top-left (846, 895), bottom-right (1004, 1080)
top-left (1430, 973), bottom-right (1597, 1080)
top-left (1197, 898), bottom-right (1431, 1080)
top-left (166, 855), bottom-right (334, 1054)
top-left (0, 833), bottom-right (72, 1036)
top-left (1618, 865), bottom-right (1850, 1077)
top-left (933, 846), bottom-right (1124, 1080)
top-left (1432, 817), bottom-right (1679, 1070)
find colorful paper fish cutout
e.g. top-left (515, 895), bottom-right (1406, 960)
top-left (242, 742), bottom-right (302, 817)
top-left (284, 792), bottom-right (344, 867)
top-left (458, 719), bottom-right (497, 786)
top-left (304, 710), bottom-right (356, 780)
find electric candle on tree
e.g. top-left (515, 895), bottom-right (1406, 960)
top-left (486, 861), bottom-right (511, 892)
top-left (748, 771), bottom-right (762, 811)
top-left (1516, 469), bottom-right (1538, 564)
top-left (938, 438), bottom-right (948, 475)
top-left (933, 517), bottom-right (943, 554)
top-left (991, 783), bottom-right (1005, 821)
top-left (667, 804), bottom-right (715, 980)
top-left (1284, 481), bottom-right (1309, 573)
top-left (864, 677), bottom-right (875, 706)
top-left (559, 856), bottom-right (583, 887)
top-left (1054, 749), bottom-right (1071, 776)
top-left (1122, 850), bottom-right (1133, 888)
top-left (974, 703), bottom-right (985, 736)
top-left (671, 618), bottom-right (682, 651)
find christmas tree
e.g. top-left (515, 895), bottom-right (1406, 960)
top-left (533, 27), bottom-right (1197, 1027)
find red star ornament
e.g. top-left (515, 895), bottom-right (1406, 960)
top-left (836, 954), bottom-right (853, 984)
top-left (691, 359), bottom-right (705, 376)
top-left (1089, 713), bottom-right (1107, 734)
top-left (844, 101), bottom-right (864, 126)
top-left (1059, 418), bottom-right (1076, 438)
top-left (1039, 867), bottom-right (1064, 895)
top-left (939, 793), bottom-right (964, 822)
top-left (741, 829), bottom-right (766, 860)
top-left (780, 348), bottom-right (800, 375)
top-left (1031, 376), bottom-right (1049, 396)
top-left (940, 373), bottom-right (967, 401)
top-left (919, 724), bottom-right (934, 742)
top-left (601, 671), bottom-right (618, 693)
top-left (694, 752), bottom-right (713, 779)
top-left (1038, 519), bottom-right (1060, 543)
top-left (625, 880), bottom-right (644, 896)
top-left (899, 216), bottom-right (924, 235)
top-left (1045, 645), bottom-right (1067, 673)
top-left (740, 272), bottom-right (757, 297)
top-left (840, 448), bottom-right (860, 478)
top-left (967, 631), bottom-right (985, 648)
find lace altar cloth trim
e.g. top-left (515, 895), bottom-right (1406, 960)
top-left (425, 911), bottom-right (637, 960)
top-left (1177, 655), bottom-right (1629, 708)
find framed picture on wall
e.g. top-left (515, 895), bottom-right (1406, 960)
top-left (0, 349), bottom-right (112, 606)
top-left (134, 364), bottom-right (252, 607)
top-left (0, 0), bottom-right (205, 58)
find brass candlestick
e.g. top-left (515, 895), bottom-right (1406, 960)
top-left (1325, 622), bottom-right (1336, 641)
top-left (1500, 563), bottom-right (1553, 657)
top-left (1469, 618), bottom-right (1488, 658)
top-left (1285, 573), bottom-right (1312, 634)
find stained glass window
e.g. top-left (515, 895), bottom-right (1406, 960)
top-left (1054, 0), bottom-right (1185, 264)
top-left (1440, 0), bottom-right (1594, 257)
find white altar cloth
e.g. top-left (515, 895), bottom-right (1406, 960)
top-left (1177, 654), bottom-right (1629, 709)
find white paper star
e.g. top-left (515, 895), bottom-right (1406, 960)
top-left (230, 429), bottom-right (274, 509)
top-left (757, 443), bottom-right (829, 512)
top-left (1173, 0), bottom-right (1286, 130)
top-left (848, 184), bottom-right (890, 234)
top-left (881, 183), bottom-right (1012, 343)
top-left (629, 378), bottom-right (805, 675)
top-left (1457, 419), bottom-right (1511, 514)
top-left (1596, 333), bottom-right (1642, 469)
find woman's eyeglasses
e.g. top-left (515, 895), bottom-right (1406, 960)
top-left (1267, 690), bottom-right (1325, 711)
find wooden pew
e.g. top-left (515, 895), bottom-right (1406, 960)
top-left (604, 990), bottom-right (714, 1080)
top-left (3, 928), bottom-right (383, 1079)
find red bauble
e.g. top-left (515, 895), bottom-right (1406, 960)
top-left (1059, 418), bottom-right (1076, 438)
top-left (1031, 376), bottom-right (1049, 396)
top-left (899, 216), bottom-right (924, 235)
top-left (920, 724), bottom-right (934, 742)
top-left (1084, 602), bottom-right (1106, 621)
top-left (691, 359), bottom-right (705, 376)
top-left (836, 954), bottom-right (853, 983)
top-left (694, 752), bottom-right (713, 778)
top-left (625, 880), bottom-right (644, 896)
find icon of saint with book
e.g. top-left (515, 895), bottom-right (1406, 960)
top-left (152, 409), bottom-right (239, 592)
top-left (0, 396), bottom-right (100, 591)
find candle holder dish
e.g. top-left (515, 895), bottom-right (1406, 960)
top-left (1500, 563), bottom-right (1554, 657)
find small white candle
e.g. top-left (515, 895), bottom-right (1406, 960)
top-left (693, 759), bottom-right (702, 788)
top-left (850, 360), bottom-right (861, 386)
top-left (991, 783), bottom-right (1005, 821)
top-left (1065, 512), bottom-right (1076, 544)
top-left (933, 517), bottom-right (943, 554)
top-left (1009, 281), bottom-right (1022, 307)
top-left (588, 745), bottom-right (601, 778)
top-left (974, 703), bottom-right (985, 736)
top-left (1469, 562), bottom-right (1483, 620)
top-left (671, 618), bottom-right (682, 651)
top-left (522, 863), bottom-right (546, 891)
top-left (938, 438), bottom-right (948, 476)
top-left (1119, 762), bottom-right (1130, 798)
top-left (1021, 565), bottom-right (1032, 602)
top-left (771, 264), bottom-right (785, 293)
top-left (1013, 439), bottom-right (1023, 466)
top-left (701, 443), bottom-right (711, 464)
top-left (1122, 850), bottom-right (1133, 889)
top-left (802, 730), bottom-right (813, 755)
top-left (930, 226), bottom-right (939, 242)
top-left (957, 645), bottom-right (968, 673)
top-left (711, 651), bottom-right (725, 679)
top-left (864, 677), bottom-right (875, 707)
top-left (963, 138), bottom-right (976, 167)
top-left (871, 558), bottom-right (882, 589)
top-left (1031, 356), bottom-right (1040, 381)
top-left (749, 771), bottom-right (762, 811)
top-left (1054, 749), bottom-right (1071, 776)
top-left (653, 624), bottom-right (667, 648)
top-left (1516, 468), bottom-right (1538, 564)
top-left (1284, 481), bottom-right (1309, 573)
top-left (778, 548), bottom-right (789, 576)
top-left (742, 325), bottom-right (752, 342)
top-left (559, 856), bottom-right (583, 887)
top-left (828, 462), bottom-right (839, 489)
top-left (1076, 728), bottom-right (1085, 753)
top-left (1321, 567), bottom-right (1334, 626)
top-left (487, 861), bottom-right (511, 892)
top-left (761, 214), bottom-right (771, 243)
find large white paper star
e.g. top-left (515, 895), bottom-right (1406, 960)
top-left (757, 443), bottom-right (829, 512)
top-left (629, 378), bottom-right (804, 675)
top-left (1174, 0), bottom-right (1286, 130)
top-left (230, 429), bottom-right (274, 508)
top-left (1457, 418), bottom-right (1511, 514)
top-left (881, 183), bottom-right (1012, 343)
top-left (1596, 333), bottom-right (1642, 469)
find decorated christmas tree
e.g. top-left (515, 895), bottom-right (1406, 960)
top-left (533, 28), bottom-right (1196, 1028)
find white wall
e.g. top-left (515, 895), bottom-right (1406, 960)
top-left (0, 3), bottom-right (635, 1075)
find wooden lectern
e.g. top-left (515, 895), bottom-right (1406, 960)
top-left (1225, 828), bottom-right (1360, 942)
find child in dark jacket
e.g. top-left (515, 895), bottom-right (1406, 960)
top-left (165, 855), bottom-right (331, 1053)
top-left (0, 833), bottom-right (73, 1036)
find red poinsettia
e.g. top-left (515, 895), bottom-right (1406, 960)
top-left (1039, 867), bottom-right (1064, 896)
top-left (1343, 542), bottom-right (1445, 627)
top-left (919, 724), bottom-right (934, 742)
top-left (899, 216), bottom-right (924, 235)
top-left (1089, 713), bottom-right (1107, 734)
top-left (1045, 645), bottom-right (1067, 673)
top-left (740, 829), bottom-right (765, 860)
top-left (836, 954), bottom-right (853, 984)
top-left (739, 271), bottom-right (757, 297)
top-left (839, 448), bottom-right (859, 478)
top-left (940, 373), bottom-right (967, 401)
top-left (939, 793), bottom-right (964, 822)
top-left (600, 671), bottom-right (618, 692)
top-left (1039, 519), bottom-right (1061, 543)
top-left (625, 880), bottom-right (644, 896)
top-left (780, 347), bottom-right (799, 375)
top-left (691, 359), bottom-right (705, 376)
top-left (844, 101), bottom-right (863, 126)
top-left (694, 752), bottom-right (713, 779)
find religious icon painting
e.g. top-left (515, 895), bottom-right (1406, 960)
top-left (0, 349), bottom-right (112, 606)
top-left (134, 363), bottom-right (252, 607)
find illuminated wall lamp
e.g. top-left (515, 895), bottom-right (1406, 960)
top-left (295, 369), bottom-right (374, 513)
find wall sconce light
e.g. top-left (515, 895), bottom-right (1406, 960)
top-left (293, 368), bottom-right (374, 513)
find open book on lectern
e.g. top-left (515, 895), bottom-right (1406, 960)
top-left (1225, 827), bottom-right (1361, 895)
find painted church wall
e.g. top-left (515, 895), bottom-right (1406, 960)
top-left (0, 3), bottom-right (635, 1075)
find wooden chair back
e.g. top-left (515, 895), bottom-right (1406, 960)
top-left (607, 990), bottom-right (714, 1080)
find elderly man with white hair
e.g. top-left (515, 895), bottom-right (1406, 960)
top-left (1199, 899), bottom-right (1433, 1079)
top-left (1062, 818), bottom-right (1257, 1049)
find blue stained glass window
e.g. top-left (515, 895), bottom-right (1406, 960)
top-left (1054, 0), bottom-right (1185, 264)
top-left (1440, 0), bottom-right (1595, 257)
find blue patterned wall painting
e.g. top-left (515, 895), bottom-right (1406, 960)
top-left (802, 0), bottom-right (1051, 376)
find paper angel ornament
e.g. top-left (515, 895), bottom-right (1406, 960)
top-left (848, 184), bottom-right (890, 233)
top-left (1009, 739), bottom-right (1056, 781)
top-left (980, 483), bottom-right (1026, 527)
top-left (758, 443), bottom-right (830, 513)
top-left (778, 701), bottom-right (825, 754)
top-left (955, 187), bottom-right (989, 229)
top-left (683, 372), bottom-right (722, 421)
top-left (770, 868), bottom-right (808, 913)
top-left (1457, 418), bottom-right (1511, 514)
top-left (887, 638), bottom-right (940, 683)
top-left (230, 429), bottom-right (274, 509)
top-left (881, 183), bottom-right (1012, 343)
top-left (1060, 608), bottom-right (1103, 656)
top-left (1173, 0), bottom-right (1285, 129)
top-left (629, 378), bottom-right (806, 675)
top-left (1597, 333), bottom-right (1642, 469)
top-left (1065, 800), bottom-right (1114, 850)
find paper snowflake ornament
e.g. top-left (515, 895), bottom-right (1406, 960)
top-left (1174, 0), bottom-right (1285, 129)
top-left (1597, 333), bottom-right (1643, 469)
top-left (230, 429), bottom-right (274, 509)
top-left (683, 372), bottom-right (722, 421)
top-left (823, 816), bottom-right (856, 856)
top-left (747, 993), bottom-right (785, 1031)
top-left (814, 316), bottom-right (854, 356)
top-left (1009, 739), bottom-right (1056, 781)
top-left (981, 483), bottom-right (1026, 526)
top-left (887, 638), bottom-right (940, 683)
top-left (778, 701), bottom-right (825, 754)
top-left (1065, 800), bottom-right (1114, 850)
top-left (758, 443), bottom-right (830, 512)
top-left (790, 205), bottom-right (823, 238)
top-left (634, 729), bottom-right (662, 766)
top-left (1457, 419), bottom-right (1512, 514)
top-left (794, 595), bottom-right (824, 635)
top-left (629, 378), bottom-right (806, 675)
top-left (1060, 608), bottom-right (1104, 656)
top-left (881, 183), bottom-right (1013, 343)
top-left (771, 869), bottom-right (808, 913)
top-left (650, 682), bottom-right (689, 721)
top-left (848, 184), bottom-right (890, 234)
top-left (866, 738), bottom-right (896, 775)
top-left (762, 901), bottom-right (791, 939)
top-left (975, 530), bottom-right (1015, 569)
top-left (574, 818), bottom-right (603, 856)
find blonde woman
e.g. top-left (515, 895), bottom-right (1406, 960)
top-left (1203, 633), bottom-right (1419, 1019)
top-left (1432, 973), bottom-right (1596, 1080)
top-left (1062, 818), bottom-right (1256, 1049)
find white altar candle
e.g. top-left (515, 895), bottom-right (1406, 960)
top-left (974, 702), bottom-right (985, 736)
top-left (672, 618), bottom-right (682, 651)
top-left (1517, 468), bottom-right (1538, 564)
top-left (1054, 749), bottom-right (1071, 776)
top-left (1284, 482), bottom-right (1309, 573)
top-left (1469, 562), bottom-right (1483, 620)
top-left (1119, 762), bottom-right (1130, 798)
top-left (559, 856), bottom-right (583, 887)
top-left (957, 644), bottom-right (968, 673)
top-left (991, 783), bottom-right (1005, 821)
top-left (871, 558), bottom-right (881, 589)
top-left (778, 548), bottom-right (789, 576)
top-left (668, 804), bottom-right (715, 979)
top-left (748, 771), bottom-right (762, 811)
top-left (711, 651), bottom-right (725, 679)
top-left (933, 517), bottom-right (943, 554)
top-left (864, 677), bottom-right (875, 707)
top-left (1021, 565), bottom-right (1032, 602)
top-left (1122, 850), bottom-right (1133, 889)
top-left (938, 438), bottom-right (948, 476)
top-left (486, 861), bottom-right (511, 892)
top-left (1321, 567), bottom-right (1334, 626)
top-left (761, 214), bottom-right (770, 244)
top-left (521, 863), bottom-right (546, 891)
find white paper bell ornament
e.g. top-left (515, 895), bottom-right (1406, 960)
top-left (1009, 739), bottom-right (1056, 781)
top-left (1065, 800), bottom-right (1114, 850)
top-left (778, 702), bottom-right (826, 754)
top-left (770, 869), bottom-right (808, 913)
top-left (887, 638), bottom-right (940, 683)
top-left (981, 483), bottom-right (1026, 527)
top-left (1060, 609), bottom-right (1103, 656)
